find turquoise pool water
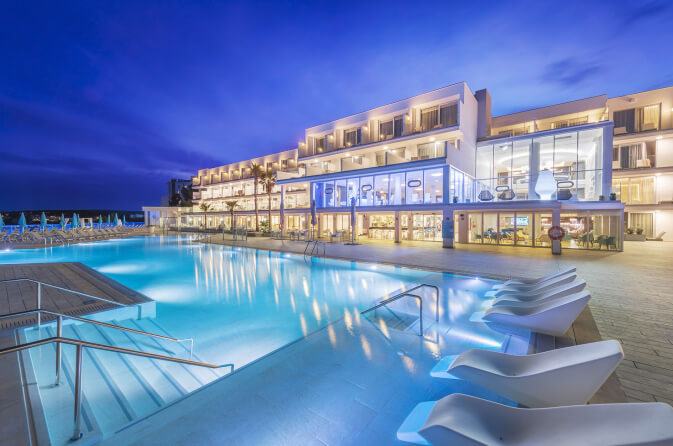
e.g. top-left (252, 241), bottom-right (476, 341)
top-left (2, 236), bottom-right (443, 365)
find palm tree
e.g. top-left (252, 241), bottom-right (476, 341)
top-left (199, 202), bottom-right (212, 212)
top-left (260, 172), bottom-right (276, 233)
top-left (249, 163), bottom-right (264, 232)
top-left (225, 200), bottom-right (239, 231)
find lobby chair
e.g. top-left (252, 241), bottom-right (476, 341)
top-left (398, 393), bottom-right (673, 446)
top-left (430, 340), bottom-right (623, 407)
top-left (647, 232), bottom-right (666, 241)
top-left (496, 186), bottom-right (516, 201)
top-left (478, 190), bottom-right (494, 201)
top-left (481, 290), bottom-right (591, 336)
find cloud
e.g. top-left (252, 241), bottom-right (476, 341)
top-left (620, 0), bottom-right (671, 26)
top-left (540, 58), bottom-right (604, 87)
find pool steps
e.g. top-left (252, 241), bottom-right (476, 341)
top-left (21, 316), bottom-right (224, 445)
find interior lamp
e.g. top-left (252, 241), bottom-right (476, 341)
top-left (535, 169), bottom-right (556, 200)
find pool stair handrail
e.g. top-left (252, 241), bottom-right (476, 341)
top-left (0, 336), bottom-right (234, 442)
top-left (0, 308), bottom-right (195, 361)
top-left (432, 340), bottom-right (624, 407)
top-left (400, 393), bottom-right (673, 445)
top-left (360, 283), bottom-right (440, 336)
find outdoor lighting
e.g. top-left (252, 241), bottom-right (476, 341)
top-left (535, 169), bottom-right (556, 200)
top-left (656, 135), bottom-right (662, 140)
top-left (429, 137), bottom-right (436, 142)
top-left (384, 145), bottom-right (388, 149)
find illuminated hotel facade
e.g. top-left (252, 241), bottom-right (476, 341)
top-left (144, 82), bottom-right (673, 251)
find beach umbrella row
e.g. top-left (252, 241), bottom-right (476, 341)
top-left (0, 212), bottom-right (129, 231)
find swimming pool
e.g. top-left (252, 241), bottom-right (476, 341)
top-left (2, 236), bottom-right (527, 444)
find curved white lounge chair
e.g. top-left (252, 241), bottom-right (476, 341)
top-left (482, 290), bottom-right (590, 336)
top-left (486, 272), bottom-right (576, 298)
top-left (432, 340), bottom-right (622, 407)
top-left (492, 266), bottom-right (576, 290)
top-left (398, 393), bottom-right (673, 446)
top-left (491, 279), bottom-right (586, 307)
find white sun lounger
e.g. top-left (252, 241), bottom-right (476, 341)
top-left (492, 266), bottom-right (575, 289)
top-left (486, 272), bottom-right (576, 298)
top-left (398, 393), bottom-right (673, 446)
top-left (482, 290), bottom-right (590, 336)
top-left (491, 279), bottom-right (586, 307)
top-left (430, 340), bottom-right (622, 408)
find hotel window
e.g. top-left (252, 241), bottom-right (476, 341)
top-left (313, 136), bottom-right (327, 154)
top-left (613, 104), bottom-right (660, 134)
top-left (343, 127), bottom-right (362, 147)
top-left (280, 159), bottom-right (288, 171)
top-left (379, 115), bottom-right (404, 140)
top-left (417, 141), bottom-right (445, 160)
top-left (420, 103), bottom-right (458, 132)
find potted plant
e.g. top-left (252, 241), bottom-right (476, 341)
top-left (453, 196), bottom-right (458, 203)
top-left (598, 195), bottom-right (605, 201)
top-left (609, 192), bottom-right (617, 201)
top-left (624, 226), bottom-right (646, 241)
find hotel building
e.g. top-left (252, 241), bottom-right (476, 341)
top-left (144, 82), bottom-right (673, 250)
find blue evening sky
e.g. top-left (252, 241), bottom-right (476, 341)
top-left (2, 0), bottom-right (672, 210)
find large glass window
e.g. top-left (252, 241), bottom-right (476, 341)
top-left (483, 213), bottom-right (499, 244)
top-left (406, 171), bottom-right (424, 204)
top-left (347, 178), bottom-right (359, 206)
top-left (335, 179), bottom-right (348, 207)
top-left (468, 213), bottom-right (482, 243)
top-left (344, 127), bottom-right (362, 147)
top-left (374, 175), bottom-right (389, 206)
top-left (424, 168), bottom-right (443, 203)
top-left (359, 176), bottom-right (374, 206)
top-left (389, 173), bottom-right (405, 205)
top-left (535, 135), bottom-right (554, 171)
top-left (476, 144), bottom-right (493, 180)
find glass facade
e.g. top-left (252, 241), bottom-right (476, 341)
top-left (464, 210), bottom-right (621, 250)
top-left (312, 166), bottom-right (447, 208)
top-left (475, 127), bottom-right (604, 201)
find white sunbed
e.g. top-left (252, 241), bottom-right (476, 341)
top-left (486, 272), bottom-right (576, 298)
top-left (490, 266), bottom-right (576, 291)
top-left (430, 340), bottom-right (623, 408)
top-left (398, 393), bottom-right (673, 446)
top-left (481, 290), bottom-right (590, 336)
top-left (491, 279), bottom-right (586, 307)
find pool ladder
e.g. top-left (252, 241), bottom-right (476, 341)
top-left (360, 283), bottom-right (440, 336)
top-left (304, 239), bottom-right (326, 259)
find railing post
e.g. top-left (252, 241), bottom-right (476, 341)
top-left (418, 297), bottom-right (423, 336)
top-left (71, 344), bottom-right (84, 441)
top-left (55, 315), bottom-right (62, 386)
top-left (36, 283), bottom-right (41, 329)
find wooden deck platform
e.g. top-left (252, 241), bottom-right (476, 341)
top-left (0, 262), bottom-right (152, 329)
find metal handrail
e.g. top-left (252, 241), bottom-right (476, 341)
top-left (360, 283), bottom-right (442, 334)
top-left (1, 336), bottom-right (233, 441)
top-left (362, 292), bottom-right (424, 335)
top-left (0, 309), bottom-right (194, 359)
top-left (0, 278), bottom-right (129, 328)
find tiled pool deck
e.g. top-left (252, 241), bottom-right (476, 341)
top-left (98, 236), bottom-right (673, 445)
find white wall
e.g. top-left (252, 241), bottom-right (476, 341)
top-left (654, 210), bottom-right (673, 241)
top-left (657, 173), bottom-right (673, 203)
top-left (657, 137), bottom-right (673, 168)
